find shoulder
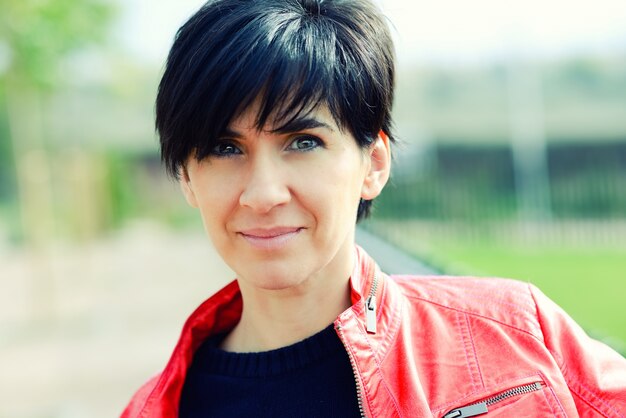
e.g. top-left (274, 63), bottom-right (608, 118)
top-left (120, 373), bottom-right (161, 417)
top-left (388, 274), bottom-right (543, 338)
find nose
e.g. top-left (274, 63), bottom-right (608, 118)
top-left (239, 154), bottom-right (291, 213)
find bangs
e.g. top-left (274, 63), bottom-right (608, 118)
top-left (190, 13), bottom-right (344, 162)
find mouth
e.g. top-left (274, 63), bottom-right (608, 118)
top-left (238, 227), bottom-right (304, 250)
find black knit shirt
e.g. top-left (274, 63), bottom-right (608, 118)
top-left (178, 324), bottom-right (362, 418)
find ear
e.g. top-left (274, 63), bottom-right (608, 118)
top-left (361, 131), bottom-right (391, 200)
top-left (179, 165), bottom-right (199, 208)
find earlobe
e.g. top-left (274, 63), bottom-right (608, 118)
top-left (361, 131), bottom-right (391, 200)
top-left (179, 166), bottom-right (199, 208)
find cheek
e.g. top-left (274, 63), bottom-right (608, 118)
top-left (193, 176), bottom-right (240, 227)
top-left (297, 155), bottom-right (365, 217)
top-left (331, 151), bottom-right (368, 197)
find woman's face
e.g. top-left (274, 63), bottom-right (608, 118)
top-left (181, 104), bottom-right (389, 292)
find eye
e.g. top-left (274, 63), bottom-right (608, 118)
top-left (210, 141), bottom-right (242, 157)
top-left (288, 135), bottom-right (322, 151)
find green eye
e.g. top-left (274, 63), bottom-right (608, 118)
top-left (289, 136), bottom-right (321, 151)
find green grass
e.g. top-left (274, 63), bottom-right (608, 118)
top-left (423, 241), bottom-right (626, 351)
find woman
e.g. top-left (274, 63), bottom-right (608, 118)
top-left (122, 0), bottom-right (626, 416)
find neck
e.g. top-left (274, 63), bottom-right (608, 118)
top-left (221, 247), bottom-right (354, 352)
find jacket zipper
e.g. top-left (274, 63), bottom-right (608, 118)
top-left (365, 272), bottom-right (379, 334)
top-left (443, 382), bottom-right (544, 418)
top-left (336, 272), bottom-right (379, 418)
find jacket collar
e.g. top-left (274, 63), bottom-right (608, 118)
top-left (339, 245), bottom-right (401, 359)
top-left (349, 244), bottom-right (378, 304)
top-left (138, 244), bottom-right (393, 416)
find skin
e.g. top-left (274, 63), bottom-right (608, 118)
top-left (180, 103), bottom-right (391, 352)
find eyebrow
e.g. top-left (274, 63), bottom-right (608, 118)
top-left (222, 116), bottom-right (336, 139)
top-left (271, 117), bottom-right (336, 135)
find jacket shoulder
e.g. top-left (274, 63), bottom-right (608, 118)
top-left (120, 373), bottom-right (161, 418)
top-left (389, 274), bottom-right (543, 338)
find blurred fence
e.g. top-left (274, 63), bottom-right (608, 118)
top-left (367, 140), bottom-right (626, 246)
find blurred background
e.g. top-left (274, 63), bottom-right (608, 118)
top-left (0, 0), bottom-right (624, 416)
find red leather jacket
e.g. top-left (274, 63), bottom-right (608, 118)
top-left (122, 246), bottom-right (626, 417)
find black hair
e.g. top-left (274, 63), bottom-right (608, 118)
top-left (156, 0), bottom-right (395, 221)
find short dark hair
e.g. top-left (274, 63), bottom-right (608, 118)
top-left (156, 0), bottom-right (395, 221)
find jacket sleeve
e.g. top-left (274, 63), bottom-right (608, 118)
top-left (529, 284), bottom-right (626, 417)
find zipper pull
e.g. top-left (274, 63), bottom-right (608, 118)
top-left (443, 402), bottom-right (488, 418)
top-left (366, 296), bottom-right (377, 334)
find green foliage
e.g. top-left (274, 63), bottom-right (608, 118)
top-left (0, 0), bottom-right (116, 89)
top-left (0, 83), bottom-right (15, 202)
top-left (101, 151), bottom-right (200, 230)
top-left (0, 0), bottom-right (117, 243)
top-left (104, 151), bottom-right (141, 228)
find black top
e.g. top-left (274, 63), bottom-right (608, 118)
top-left (179, 324), bottom-right (362, 418)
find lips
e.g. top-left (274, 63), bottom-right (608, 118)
top-left (238, 227), bottom-right (303, 250)
top-left (240, 227), bottom-right (302, 238)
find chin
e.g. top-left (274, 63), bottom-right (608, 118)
top-left (238, 264), bottom-right (310, 292)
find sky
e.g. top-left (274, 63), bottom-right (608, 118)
top-left (117, 0), bottom-right (626, 67)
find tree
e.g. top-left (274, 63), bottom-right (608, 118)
top-left (0, 0), bottom-right (115, 244)
top-left (0, 0), bottom-right (115, 320)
